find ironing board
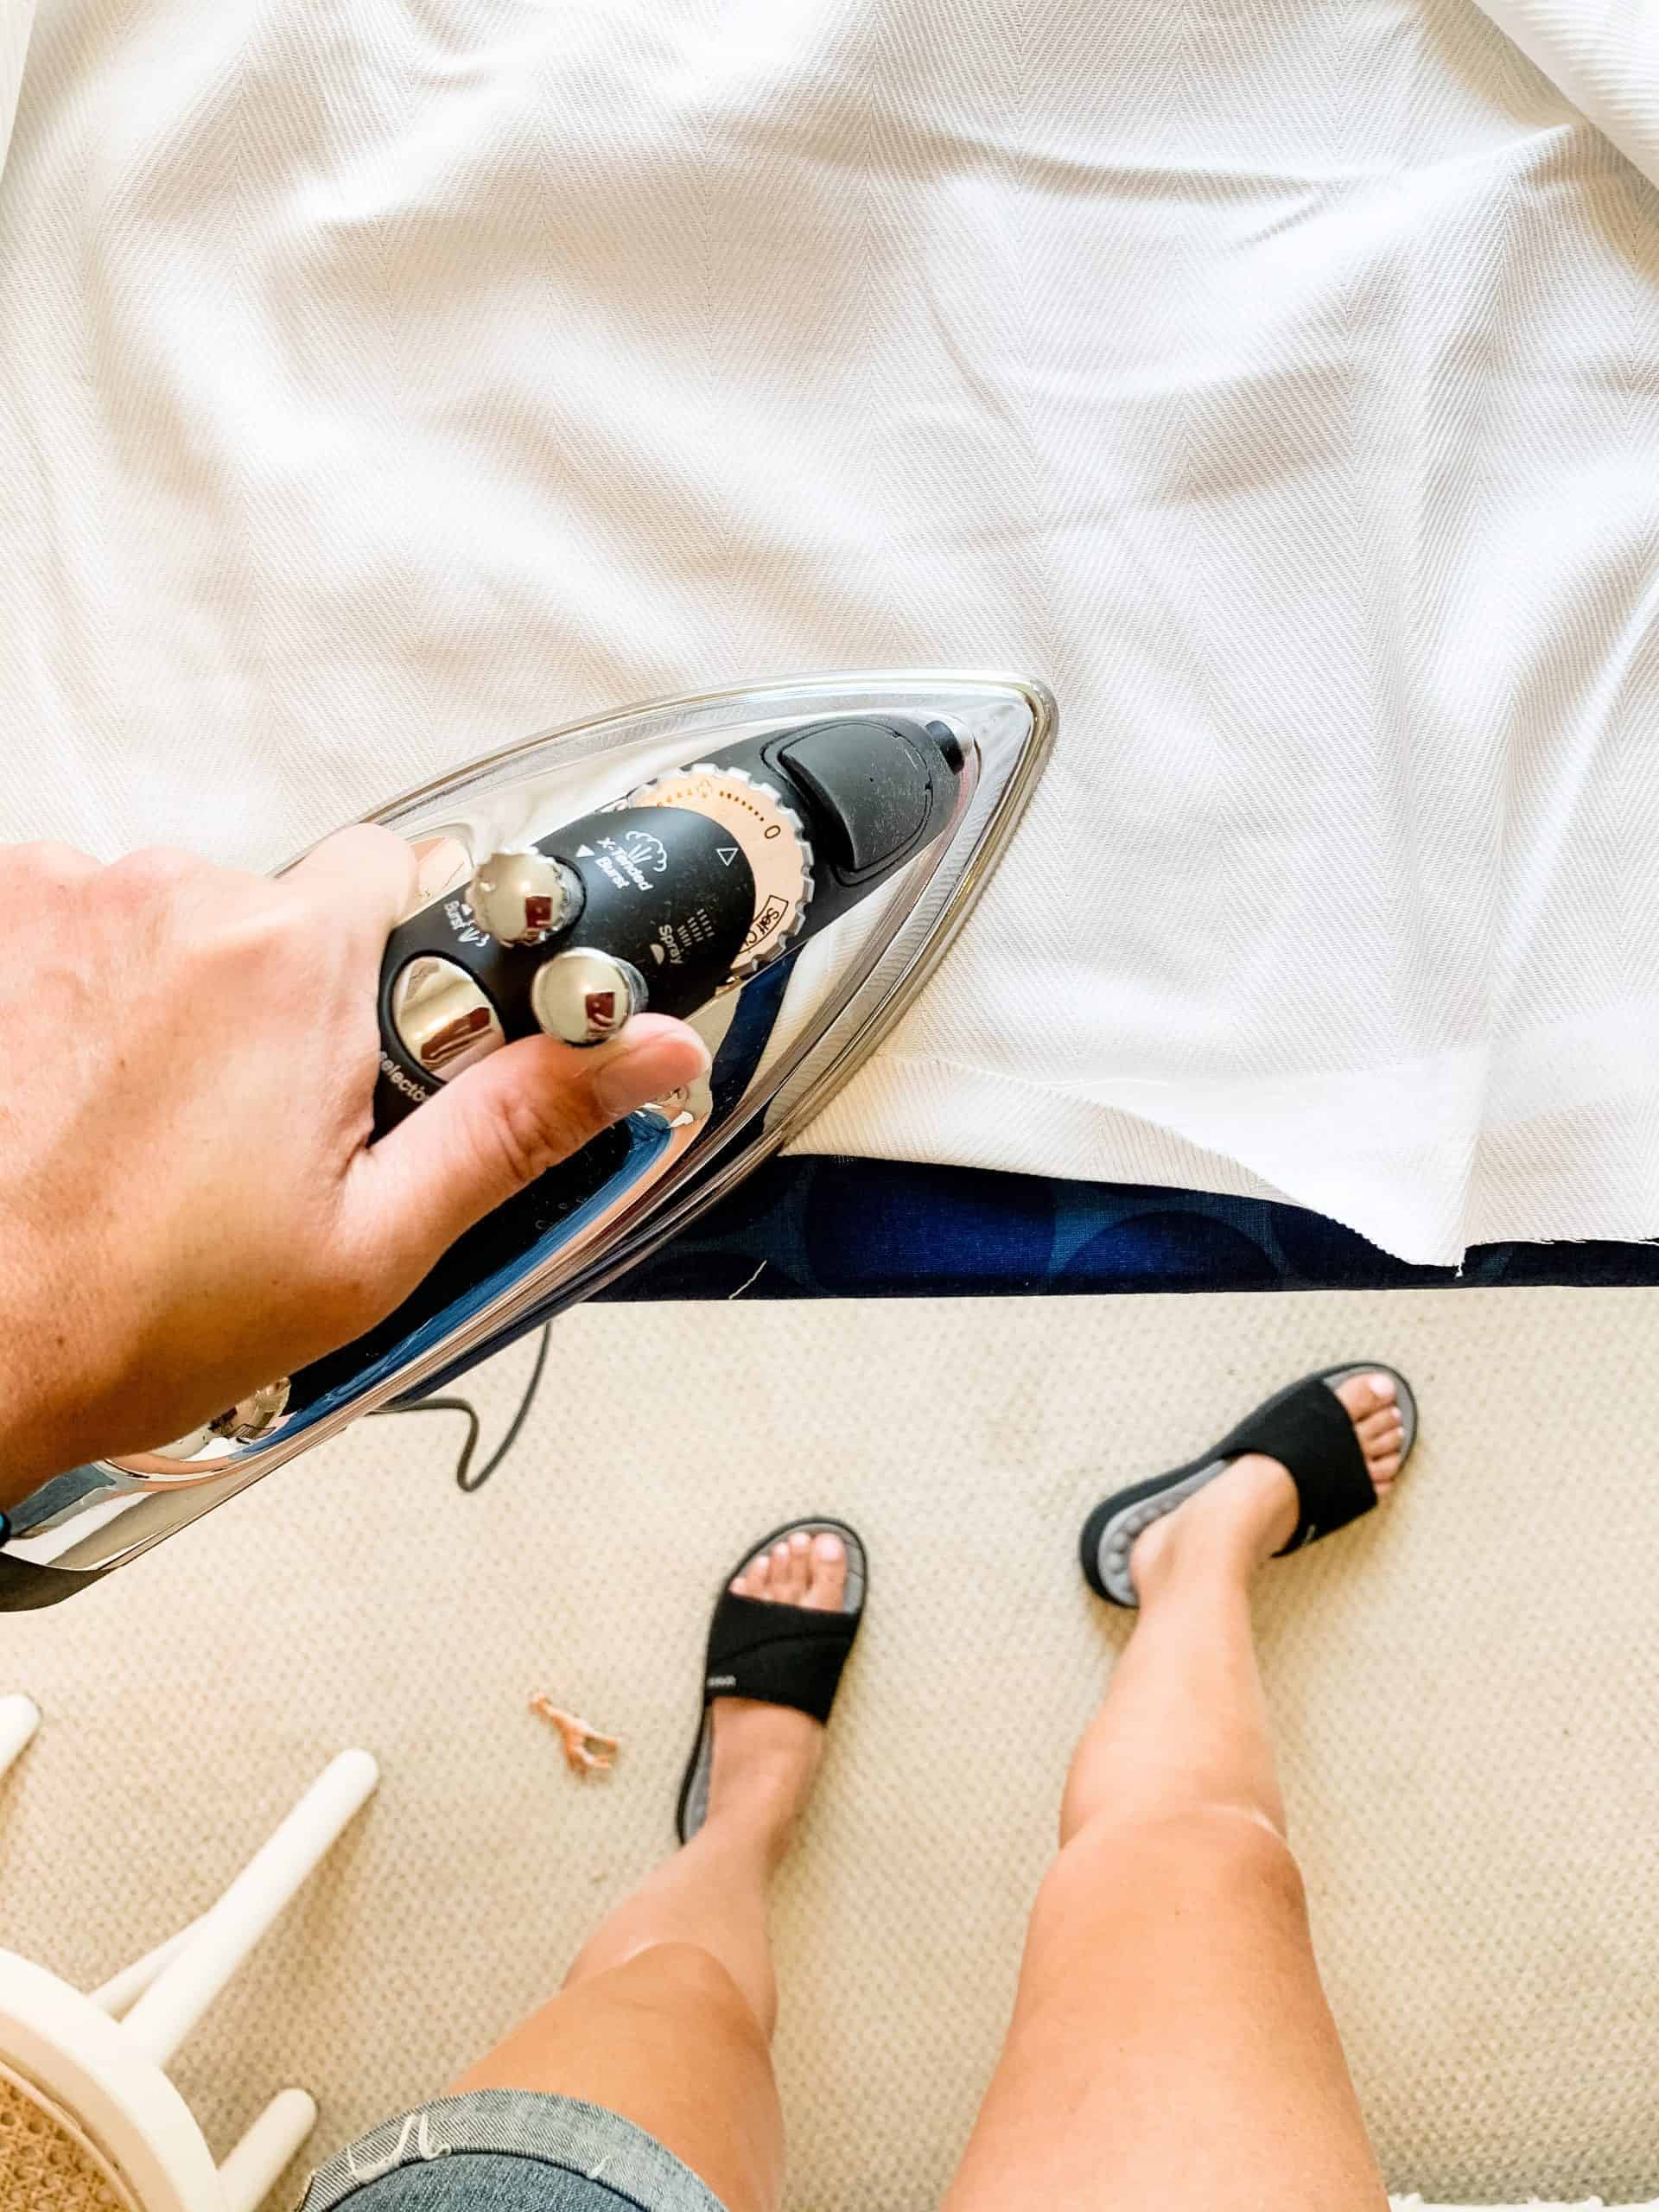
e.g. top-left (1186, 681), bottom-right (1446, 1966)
top-left (600, 1162), bottom-right (1659, 1300)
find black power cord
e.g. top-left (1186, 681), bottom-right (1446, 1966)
top-left (370, 1324), bottom-right (552, 1494)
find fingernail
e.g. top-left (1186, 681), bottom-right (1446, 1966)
top-left (591, 1019), bottom-right (711, 1120)
top-left (790, 1532), bottom-right (810, 1551)
top-left (813, 1533), bottom-right (843, 1561)
top-left (1370, 1373), bottom-right (1395, 1399)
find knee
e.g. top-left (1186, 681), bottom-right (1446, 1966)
top-left (1035, 1802), bottom-right (1308, 1941)
top-left (607, 1942), bottom-right (771, 2046)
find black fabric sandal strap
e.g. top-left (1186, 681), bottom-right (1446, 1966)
top-left (703, 1591), bottom-right (859, 1725)
top-left (1220, 1376), bottom-right (1376, 1554)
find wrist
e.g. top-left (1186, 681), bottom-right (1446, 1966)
top-left (0, 1252), bottom-right (122, 1509)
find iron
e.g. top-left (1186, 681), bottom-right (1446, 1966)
top-left (0, 670), bottom-right (1053, 1607)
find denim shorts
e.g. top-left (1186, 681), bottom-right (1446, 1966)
top-left (298, 2089), bottom-right (728, 2212)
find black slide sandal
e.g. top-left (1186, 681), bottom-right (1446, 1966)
top-left (677, 1516), bottom-right (868, 1844)
top-left (1080, 1363), bottom-right (1419, 1610)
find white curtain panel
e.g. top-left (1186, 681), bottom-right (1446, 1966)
top-left (2, 0), bottom-right (1657, 1264)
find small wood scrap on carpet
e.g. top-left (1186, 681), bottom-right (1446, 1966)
top-left (530, 1694), bottom-right (620, 1778)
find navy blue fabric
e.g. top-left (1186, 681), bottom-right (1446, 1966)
top-left (593, 1158), bottom-right (1659, 1299)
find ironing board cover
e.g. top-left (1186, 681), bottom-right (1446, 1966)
top-left (601, 1161), bottom-right (1659, 1300)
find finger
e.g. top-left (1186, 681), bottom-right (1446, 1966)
top-left (284, 824), bottom-right (421, 954)
top-left (341, 1013), bottom-right (709, 1292)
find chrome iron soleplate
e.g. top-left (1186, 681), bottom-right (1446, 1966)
top-left (3, 671), bottom-right (1052, 1589)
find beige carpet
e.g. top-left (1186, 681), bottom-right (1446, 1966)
top-left (3, 1287), bottom-right (1659, 2209)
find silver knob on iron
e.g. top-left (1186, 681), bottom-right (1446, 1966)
top-left (152, 1376), bottom-right (292, 1461)
top-left (530, 947), bottom-right (647, 1046)
top-left (390, 957), bottom-right (505, 1078)
top-left (467, 847), bottom-right (579, 947)
top-left (215, 1377), bottom-right (292, 1441)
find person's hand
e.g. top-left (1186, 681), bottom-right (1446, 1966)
top-left (0, 830), bottom-right (709, 1500)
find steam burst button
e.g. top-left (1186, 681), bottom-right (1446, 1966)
top-left (467, 848), bottom-right (582, 947)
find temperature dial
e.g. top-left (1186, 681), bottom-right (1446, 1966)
top-left (616, 764), bottom-right (812, 984)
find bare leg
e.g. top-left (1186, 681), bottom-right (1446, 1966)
top-left (450, 1529), bottom-right (849, 2212)
top-left (945, 1373), bottom-right (1407, 2212)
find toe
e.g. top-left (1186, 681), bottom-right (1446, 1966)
top-left (787, 1530), bottom-right (817, 1601)
top-left (1336, 1369), bottom-right (1411, 1491)
top-left (1335, 1370), bottom-right (1395, 1423)
top-left (804, 1530), bottom-right (848, 1612)
top-left (772, 1535), bottom-right (808, 1605)
top-left (728, 1523), bottom-right (853, 1619)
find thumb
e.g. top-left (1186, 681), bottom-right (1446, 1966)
top-left (345, 1014), bottom-right (710, 1295)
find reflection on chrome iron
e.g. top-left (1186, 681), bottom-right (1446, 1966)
top-left (0, 671), bottom-right (1053, 1608)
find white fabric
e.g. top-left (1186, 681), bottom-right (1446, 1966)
top-left (2, 0), bottom-right (1658, 1266)
top-left (1474, 0), bottom-right (1659, 191)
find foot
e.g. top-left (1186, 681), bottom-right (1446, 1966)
top-left (702, 1530), bottom-right (848, 1858)
top-left (1129, 1372), bottom-right (1405, 1602)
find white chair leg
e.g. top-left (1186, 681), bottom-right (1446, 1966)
top-left (0, 1694), bottom-right (40, 1777)
top-left (216, 2087), bottom-right (318, 2212)
top-left (123, 1749), bottom-right (378, 2067)
top-left (87, 1915), bottom-right (202, 2016)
